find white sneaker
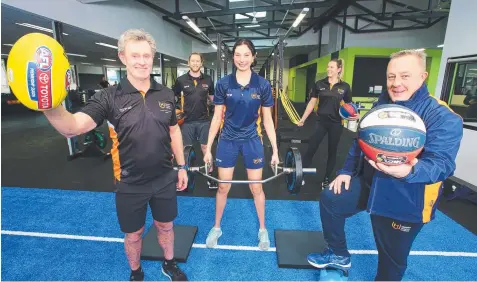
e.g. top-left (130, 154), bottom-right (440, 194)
top-left (258, 229), bottom-right (270, 251)
top-left (206, 227), bottom-right (222, 248)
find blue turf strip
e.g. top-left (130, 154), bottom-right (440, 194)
top-left (2, 187), bottom-right (477, 280)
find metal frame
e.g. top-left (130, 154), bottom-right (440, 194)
top-left (132, 0), bottom-right (448, 41)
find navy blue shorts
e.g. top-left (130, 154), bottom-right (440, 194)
top-left (215, 137), bottom-right (264, 169)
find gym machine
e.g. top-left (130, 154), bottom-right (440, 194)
top-left (64, 89), bottom-right (111, 161)
top-left (215, 33), bottom-right (232, 81)
top-left (262, 37), bottom-right (310, 153)
top-left (50, 21), bottom-right (110, 162)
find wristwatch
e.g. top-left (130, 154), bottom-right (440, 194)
top-left (177, 164), bottom-right (188, 171)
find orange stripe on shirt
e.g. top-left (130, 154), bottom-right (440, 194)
top-left (108, 124), bottom-right (121, 181)
top-left (256, 107), bottom-right (263, 137)
top-left (430, 96), bottom-right (463, 119)
top-left (422, 182), bottom-right (441, 223)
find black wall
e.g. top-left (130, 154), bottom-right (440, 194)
top-left (78, 74), bottom-right (103, 91)
top-left (306, 64), bottom-right (317, 103)
top-left (289, 54), bottom-right (308, 68)
top-left (352, 57), bottom-right (390, 97)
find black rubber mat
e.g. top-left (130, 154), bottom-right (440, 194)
top-left (141, 225), bottom-right (198, 262)
top-left (275, 229), bottom-right (327, 269)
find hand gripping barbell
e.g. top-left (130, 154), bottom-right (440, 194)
top-left (176, 145), bottom-right (316, 194)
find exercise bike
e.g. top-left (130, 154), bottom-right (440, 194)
top-left (66, 89), bottom-right (111, 161)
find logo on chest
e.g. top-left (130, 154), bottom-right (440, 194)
top-left (158, 101), bottom-right (172, 112)
top-left (251, 93), bottom-right (260, 100)
top-left (201, 83), bottom-right (209, 89)
top-left (337, 88), bottom-right (345, 95)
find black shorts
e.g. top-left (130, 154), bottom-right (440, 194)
top-left (181, 120), bottom-right (209, 146)
top-left (115, 171), bottom-right (178, 233)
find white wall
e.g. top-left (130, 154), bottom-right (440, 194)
top-left (2, 0), bottom-right (210, 61)
top-left (433, 0), bottom-right (477, 186)
top-left (453, 127), bottom-right (477, 186)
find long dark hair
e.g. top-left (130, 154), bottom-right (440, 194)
top-left (232, 38), bottom-right (257, 68)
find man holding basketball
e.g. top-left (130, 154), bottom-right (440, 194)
top-left (307, 49), bottom-right (463, 281)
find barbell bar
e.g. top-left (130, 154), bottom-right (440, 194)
top-left (176, 145), bottom-right (315, 194)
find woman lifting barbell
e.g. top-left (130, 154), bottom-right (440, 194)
top-left (297, 58), bottom-right (357, 189)
top-left (203, 38), bottom-right (279, 251)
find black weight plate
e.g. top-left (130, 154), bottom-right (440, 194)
top-left (285, 147), bottom-right (303, 194)
top-left (183, 145), bottom-right (196, 192)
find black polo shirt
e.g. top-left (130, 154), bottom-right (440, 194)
top-left (311, 78), bottom-right (352, 123)
top-left (79, 77), bottom-right (177, 186)
top-left (173, 72), bottom-right (214, 122)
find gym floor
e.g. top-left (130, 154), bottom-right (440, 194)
top-left (2, 108), bottom-right (477, 281)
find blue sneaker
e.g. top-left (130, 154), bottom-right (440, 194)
top-left (307, 248), bottom-right (351, 269)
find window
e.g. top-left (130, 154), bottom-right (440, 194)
top-left (2, 58), bottom-right (10, 94)
top-left (441, 57), bottom-right (477, 121)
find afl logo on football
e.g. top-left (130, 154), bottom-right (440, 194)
top-left (35, 46), bottom-right (53, 71)
top-left (390, 128), bottom-right (402, 136)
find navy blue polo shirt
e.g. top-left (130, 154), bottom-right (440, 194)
top-left (214, 72), bottom-right (274, 140)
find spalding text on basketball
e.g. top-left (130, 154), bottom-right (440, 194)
top-left (368, 134), bottom-right (421, 148)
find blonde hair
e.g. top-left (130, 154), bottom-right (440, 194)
top-left (118, 29), bottom-right (157, 54)
top-left (390, 49), bottom-right (427, 70)
top-left (330, 58), bottom-right (345, 80)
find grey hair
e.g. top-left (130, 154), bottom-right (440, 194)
top-left (390, 49), bottom-right (427, 70)
top-left (118, 29), bottom-right (157, 54)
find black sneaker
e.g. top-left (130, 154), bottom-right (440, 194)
top-left (129, 267), bottom-right (144, 281)
top-left (162, 259), bottom-right (188, 281)
top-left (322, 177), bottom-right (330, 190)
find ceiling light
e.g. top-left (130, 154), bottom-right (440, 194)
top-left (67, 53), bottom-right (87, 57)
top-left (101, 58), bottom-right (116, 62)
top-left (415, 48), bottom-right (425, 51)
top-left (15, 23), bottom-right (68, 35)
top-left (235, 12), bottom-right (266, 20)
top-left (229, 0), bottom-right (248, 2)
top-left (81, 62), bottom-right (93, 65)
top-left (211, 43), bottom-right (218, 50)
top-left (244, 24), bottom-right (260, 28)
top-left (292, 8), bottom-right (309, 28)
top-left (437, 44), bottom-right (444, 48)
top-left (182, 16), bottom-right (202, 34)
top-left (3, 44), bottom-right (14, 47)
top-left (96, 42), bottom-right (118, 49)
top-left (164, 58), bottom-right (170, 61)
